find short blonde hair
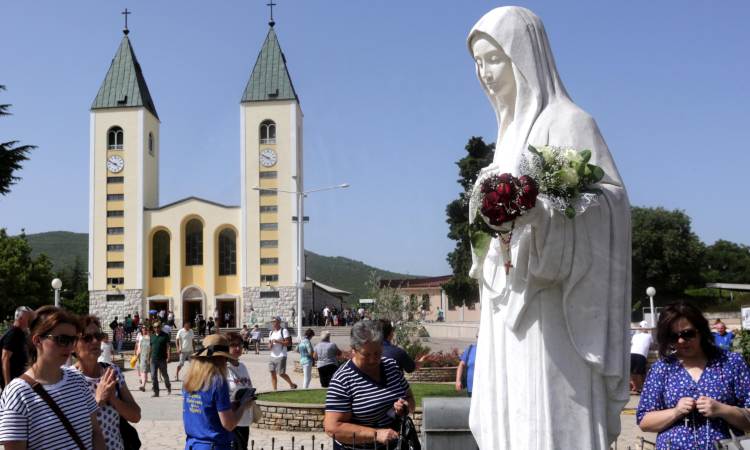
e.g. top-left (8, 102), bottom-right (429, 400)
top-left (183, 357), bottom-right (227, 392)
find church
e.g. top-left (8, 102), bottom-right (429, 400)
top-left (87, 15), bottom-right (343, 328)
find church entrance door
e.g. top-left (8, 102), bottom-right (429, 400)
top-left (182, 286), bottom-right (205, 328)
top-left (217, 299), bottom-right (237, 328)
top-left (148, 300), bottom-right (169, 322)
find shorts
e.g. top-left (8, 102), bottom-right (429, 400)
top-left (630, 353), bottom-right (647, 375)
top-left (268, 356), bottom-right (287, 374)
top-left (178, 351), bottom-right (192, 368)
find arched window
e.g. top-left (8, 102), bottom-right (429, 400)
top-left (218, 228), bottom-right (237, 276)
top-left (107, 126), bottom-right (124, 150)
top-left (152, 230), bottom-right (170, 277)
top-left (148, 132), bottom-right (154, 156)
top-left (259, 120), bottom-right (276, 144)
top-left (185, 219), bottom-right (203, 266)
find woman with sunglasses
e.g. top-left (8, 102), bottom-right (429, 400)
top-left (0, 306), bottom-right (105, 449)
top-left (72, 315), bottom-right (141, 450)
top-left (182, 334), bottom-right (247, 450)
top-left (637, 301), bottom-right (750, 449)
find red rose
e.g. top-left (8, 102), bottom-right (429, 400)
top-left (518, 175), bottom-right (539, 209)
top-left (495, 179), bottom-right (516, 203)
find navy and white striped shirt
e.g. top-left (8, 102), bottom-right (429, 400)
top-left (0, 367), bottom-right (98, 449)
top-left (326, 357), bottom-right (409, 429)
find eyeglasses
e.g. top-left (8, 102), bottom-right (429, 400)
top-left (669, 329), bottom-right (698, 343)
top-left (43, 334), bottom-right (78, 347)
top-left (81, 332), bottom-right (107, 343)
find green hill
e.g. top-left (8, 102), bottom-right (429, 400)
top-left (23, 231), bottom-right (418, 301)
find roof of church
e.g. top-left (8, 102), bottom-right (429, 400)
top-left (91, 34), bottom-right (159, 118)
top-left (145, 196), bottom-right (239, 211)
top-left (242, 27), bottom-right (298, 103)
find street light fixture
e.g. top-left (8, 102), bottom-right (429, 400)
top-left (646, 286), bottom-right (656, 327)
top-left (51, 278), bottom-right (63, 308)
top-left (252, 182), bottom-right (350, 336)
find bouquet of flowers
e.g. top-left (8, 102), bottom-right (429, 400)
top-left (470, 145), bottom-right (606, 274)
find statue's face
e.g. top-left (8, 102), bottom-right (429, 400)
top-left (472, 36), bottom-right (515, 101)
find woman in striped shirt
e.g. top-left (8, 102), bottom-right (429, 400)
top-left (0, 306), bottom-right (105, 450)
top-left (324, 320), bottom-right (415, 450)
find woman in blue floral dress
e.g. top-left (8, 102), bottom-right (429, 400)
top-left (637, 302), bottom-right (750, 449)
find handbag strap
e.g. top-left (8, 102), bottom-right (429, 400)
top-left (19, 373), bottom-right (87, 450)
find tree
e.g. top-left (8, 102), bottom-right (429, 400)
top-left (0, 85), bottom-right (35, 196)
top-left (443, 137), bottom-right (495, 307)
top-left (0, 229), bottom-right (55, 318)
top-left (631, 207), bottom-right (705, 303)
top-left (56, 256), bottom-right (89, 315)
top-left (703, 240), bottom-right (750, 284)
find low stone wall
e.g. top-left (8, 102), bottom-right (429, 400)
top-left (253, 399), bottom-right (423, 433)
top-left (405, 367), bottom-right (457, 383)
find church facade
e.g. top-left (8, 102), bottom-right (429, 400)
top-left (88, 24), bottom-right (306, 328)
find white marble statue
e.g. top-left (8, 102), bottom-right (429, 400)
top-left (466, 7), bottom-right (631, 449)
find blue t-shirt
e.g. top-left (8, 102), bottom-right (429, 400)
top-left (713, 331), bottom-right (735, 351)
top-left (183, 377), bottom-right (233, 445)
top-left (461, 344), bottom-right (477, 393)
top-left (298, 338), bottom-right (313, 365)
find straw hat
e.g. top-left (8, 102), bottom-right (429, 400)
top-left (193, 334), bottom-right (235, 359)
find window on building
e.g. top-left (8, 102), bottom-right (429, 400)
top-left (259, 120), bottom-right (276, 144)
top-left (107, 176), bottom-right (124, 184)
top-left (259, 290), bottom-right (280, 298)
top-left (107, 210), bottom-right (124, 217)
top-left (152, 230), bottom-right (170, 277)
top-left (107, 194), bottom-right (124, 201)
top-left (107, 244), bottom-right (124, 252)
top-left (421, 294), bottom-right (431, 311)
top-left (185, 219), bottom-right (203, 266)
top-left (260, 257), bottom-right (279, 265)
top-left (260, 240), bottom-right (278, 248)
top-left (107, 126), bottom-right (124, 150)
top-left (259, 171), bottom-right (278, 179)
top-left (218, 228), bottom-right (237, 276)
top-left (107, 294), bottom-right (125, 302)
top-left (107, 277), bottom-right (124, 285)
top-left (259, 223), bottom-right (278, 231)
top-left (259, 189), bottom-right (277, 196)
top-left (107, 227), bottom-right (124, 235)
top-left (148, 132), bottom-right (154, 156)
top-left (260, 274), bottom-right (279, 282)
top-left (259, 205), bottom-right (278, 213)
top-left (107, 261), bottom-right (124, 268)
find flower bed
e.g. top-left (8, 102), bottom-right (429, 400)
top-left (405, 366), bottom-right (457, 383)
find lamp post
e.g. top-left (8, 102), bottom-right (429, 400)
top-left (52, 278), bottom-right (63, 308)
top-left (252, 182), bottom-right (349, 337)
top-left (646, 286), bottom-right (656, 327)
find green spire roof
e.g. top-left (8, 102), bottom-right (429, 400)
top-left (242, 27), bottom-right (298, 103)
top-left (91, 34), bottom-right (158, 118)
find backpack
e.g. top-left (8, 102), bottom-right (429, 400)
top-left (283, 328), bottom-right (293, 351)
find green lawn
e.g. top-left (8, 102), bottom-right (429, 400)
top-left (258, 383), bottom-right (466, 406)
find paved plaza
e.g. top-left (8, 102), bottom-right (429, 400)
top-left (121, 335), bottom-right (655, 449)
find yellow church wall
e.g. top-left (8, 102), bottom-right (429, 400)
top-left (107, 235), bottom-right (124, 245)
top-left (107, 201), bottom-right (124, 210)
top-left (213, 225), bottom-right (240, 295)
top-left (106, 184), bottom-right (124, 194)
top-left (107, 217), bottom-right (124, 227)
top-left (142, 114), bottom-right (160, 209)
top-left (181, 265), bottom-right (204, 288)
top-left (243, 100), bottom-right (300, 287)
top-left (148, 276), bottom-right (171, 297)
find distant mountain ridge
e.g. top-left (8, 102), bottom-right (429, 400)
top-left (24, 231), bottom-right (420, 301)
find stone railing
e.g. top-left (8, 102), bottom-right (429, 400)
top-left (253, 399), bottom-right (423, 433)
top-left (405, 366), bottom-right (457, 383)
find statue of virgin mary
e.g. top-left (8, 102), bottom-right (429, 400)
top-left (466, 7), bottom-right (631, 449)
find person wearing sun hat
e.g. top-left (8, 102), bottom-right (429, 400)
top-left (182, 334), bottom-right (248, 449)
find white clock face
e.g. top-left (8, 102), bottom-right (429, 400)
top-left (260, 149), bottom-right (277, 167)
top-left (107, 155), bottom-right (124, 173)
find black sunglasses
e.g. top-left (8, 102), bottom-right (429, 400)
top-left (81, 332), bottom-right (107, 343)
top-left (669, 329), bottom-right (698, 343)
top-left (43, 334), bottom-right (78, 347)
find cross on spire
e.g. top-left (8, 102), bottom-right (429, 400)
top-left (122, 8), bottom-right (131, 35)
top-left (267, 1), bottom-right (276, 27)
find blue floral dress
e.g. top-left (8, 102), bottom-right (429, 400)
top-left (636, 350), bottom-right (750, 449)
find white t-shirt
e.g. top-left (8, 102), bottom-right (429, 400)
top-left (0, 367), bottom-right (98, 449)
top-left (268, 328), bottom-right (289, 358)
top-left (226, 362), bottom-right (254, 427)
top-left (630, 332), bottom-right (653, 357)
top-left (99, 342), bottom-right (114, 363)
top-left (176, 328), bottom-right (195, 353)
top-left (250, 329), bottom-right (261, 341)
top-left (323, 307), bottom-right (330, 317)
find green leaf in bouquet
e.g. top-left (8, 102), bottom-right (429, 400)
top-left (588, 164), bottom-right (605, 183)
top-left (564, 206), bottom-right (576, 219)
top-left (527, 145), bottom-right (541, 157)
top-left (579, 149), bottom-right (592, 164)
top-left (471, 230), bottom-right (493, 260)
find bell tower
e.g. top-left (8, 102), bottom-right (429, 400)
top-left (240, 22), bottom-right (303, 324)
top-left (88, 25), bottom-right (160, 319)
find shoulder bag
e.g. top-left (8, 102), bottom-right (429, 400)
top-left (19, 373), bottom-right (87, 450)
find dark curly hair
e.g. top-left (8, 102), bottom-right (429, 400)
top-left (656, 301), bottom-right (720, 360)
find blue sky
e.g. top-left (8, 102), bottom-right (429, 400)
top-left (1, 1), bottom-right (749, 276)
